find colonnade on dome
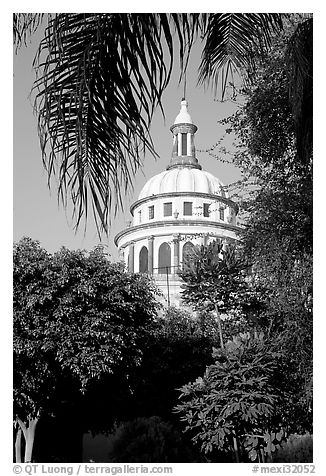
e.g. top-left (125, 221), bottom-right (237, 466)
top-left (119, 233), bottom-right (237, 275)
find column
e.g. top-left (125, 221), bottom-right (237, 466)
top-left (128, 241), bottom-right (135, 273)
top-left (173, 234), bottom-right (180, 273)
top-left (148, 236), bottom-right (154, 274)
top-left (191, 134), bottom-right (196, 156)
top-left (187, 133), bottom-right (192, 156)
top-left (177, 133), bottom-right (182, 156)
top-left (118, 246), bottom-right (124, 262)
top-left (172, 134), bottom-right (178, 157)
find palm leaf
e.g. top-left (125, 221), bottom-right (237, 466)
top-left (13, 13), bottom-right (44, 50)
top-left (198, 13), bottom-right (283, 97)
top-left (17, 13), bottom-right (286, 234)
top-left (32, 13), bottom-right (196, 234)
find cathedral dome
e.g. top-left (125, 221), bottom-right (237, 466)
top-left (138, 167), bottom-right (227, 200)
top-left (115, 98), bottom-right (241, 308)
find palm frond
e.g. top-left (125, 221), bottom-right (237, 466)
top-left (198, 13), bottom-right (283, 98)
top-left (20, 13), bottom-right (291, 234)
top-left (13, 13), bottom-right (45, 50)
top-left (33, 13), bottom-right (194, 234)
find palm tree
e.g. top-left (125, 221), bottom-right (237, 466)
top-left (15, 13), bottom-right (310, 234)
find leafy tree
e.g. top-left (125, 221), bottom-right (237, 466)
top-left (259, 253), bottom-right (313, 434)
top-left (179, 240), bottom-right (262, 349)
top-left (71, 306), bottom-right (218, 462)
top-left (13, 238), bottom-right (55, 462)
top-left (223, 15), bottom-right (312, 257)
top-left (172, 16), bottom-right (313, 458)
top-left (221, 15), bottom-right (313, 434)
top-left (13, 13), bottom-right (284, 232)
top-left (106, 416), bottom-right (194, 463)
top-left (175, 333), bottom-right (286, 463)
top-left (13, 237), bottom-right (159, 462)
top-left (286, 17), bottom-right (312, 165)
top-left (127, 306), bottom-right (218, 423)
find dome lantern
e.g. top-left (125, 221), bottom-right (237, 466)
top-left (168, 99), bottom-right (201, 170)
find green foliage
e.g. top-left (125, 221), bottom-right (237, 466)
top-left (106, 416), bottom-right (194, 462)
top-left (156, 306), bottom-right (222, 340)
top-left (175, 333), bottom-right (285, 461)
top-left (243, 429), bottom-right (288, 462)
top-left (286, 17), bottom-right (313, 164)
top-left (223, 15), bottom-right (312, 258)
top-left (171, 16), bottom-right (313, 462)
top-left (244, 253), bottom-right (313, 434)
top-left (14, 237), bottom-right (159, 421)
top-left (13, 13), bottom-right (44, 49)
top-left (127, 306), bottom-right (218, 422)
top-left (180, 240), bottom-right (250, 313)
top-left (221, 14), bottom-right (313, 435)
top-left (224, 15), bottom-right (312, 171)
top-left (14, 237), bottom-right (57, 421)
top-left (198, 14), bottom-right (283, 95)
top-left (272, 434), bottom-right (313, 463)
top-left (179, 240), bottom-right (266, 348)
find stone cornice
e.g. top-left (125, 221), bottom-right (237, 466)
top-left (114, 219), bottom-right (242, 246)
top-left (170, 123), bottom-right (197, 134)
top-left (167, 158), bottom-right (202, 170)
top-left (130, 191), bottom-right (238, 215)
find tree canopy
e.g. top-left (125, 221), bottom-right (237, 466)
top-left (13, 237), bottom-right (159, 462)
top-left (179, 240), bottom-right (264, 347)
top-left (221, 16), bottom-right (313, 431)
top-left (175, 333), bottom-right (286, 462)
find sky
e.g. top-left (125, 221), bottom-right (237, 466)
top-left (13, 19), bottom-right (243, 260)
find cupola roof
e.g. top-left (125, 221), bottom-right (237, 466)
top-left (137, 99), bottom-right (227, 201)
top-left (138, 168), bottom-right (227, 200)
top-left (173, 98), bottom-right (193, 124)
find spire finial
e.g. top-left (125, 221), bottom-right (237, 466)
top-left (174, 99), bottom-right (192, 125)
top-left (183, 72), bottom-right (187, 100)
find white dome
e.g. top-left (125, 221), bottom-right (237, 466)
top-left (138, 167), bottom-right (227, 200)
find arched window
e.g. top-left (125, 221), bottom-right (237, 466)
top-left (139, 246), bottom-right (148, 273)
top-left (158, 242), bottom-right (171, 274)
top-left (182, 241), bottom-right (195, 269)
